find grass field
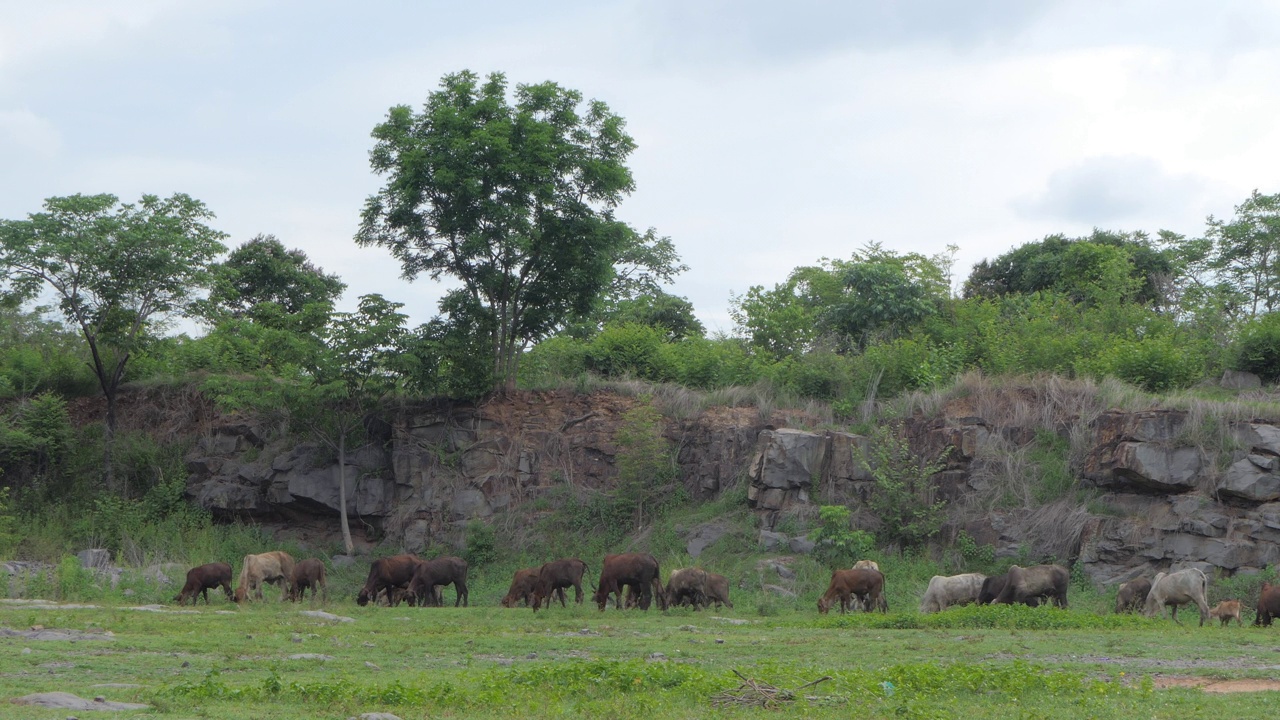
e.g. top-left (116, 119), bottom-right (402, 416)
top-left (2, 585), bottom-right (1280, 720)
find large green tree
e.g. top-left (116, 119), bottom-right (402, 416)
top-left (0, 193), bottom-right (226, 491)
top-left (356, 70), bottom-right (652, 390)
top-left (202, 234), bottom-right (346, 333)
top-left (1204, 190), bottom-right (1280, 319)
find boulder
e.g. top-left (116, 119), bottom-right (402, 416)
top-left (1235, 423), bottom-right (1280, 456)
top-left (1108, 442), bottom-right (1200, 492)
top-left (1218, 458), bottom-right (1280, 503)
top-left (788, 536), bottom-right (815, 555)
top-left (686, 522), bottom-right (728, 558)
top-left (757, 530), bottom-right (788, 552)
top-left (749, 429), bottom-right (828, 490)
top-left (450, 488), bottom-right (492, 520)
top-left (10, 692), bottom-right (148, 711)
top-left (77, 549), bottom-right (111, 570)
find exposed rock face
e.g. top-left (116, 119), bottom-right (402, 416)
top-left (181, 388), bottom-right (1280, 586)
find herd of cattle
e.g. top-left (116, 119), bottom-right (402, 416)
top-left (170, 551), bottom-right (1280, 626)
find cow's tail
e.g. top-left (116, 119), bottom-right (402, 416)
top-left (237, 555), bottom-right (251, 591)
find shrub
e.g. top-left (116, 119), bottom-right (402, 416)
top-left (1080, 334), bottom-right (1202, 392)
top-left (1234, 311), bottom-right (1280, 383)
top-left (859, 427), bottom-right (948, 548)
top-left (585, 323), bottom-right (673, 381)
top-left (519, 335), bottom-right (589, 388)
top-left (463, 520), bottom-right (497, 568)
top-left (810, 505), bottom-right (875, 570)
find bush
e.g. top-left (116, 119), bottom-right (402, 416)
top-left (464, 520), bottom-right (497, 568)
top-left (585, 323), bottom-right (674, 381)
top-left (810, 505), bottom-right (875, 570)
top-left (519, 335), bottom-right (589, 388)
top-left (1079, 334), bottom-right (1203, 392)
top-left (860, 427), bottom-right (948, 548)
top-left (1234, 312), bottom-right (1280, 383)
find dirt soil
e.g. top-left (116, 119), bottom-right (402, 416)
top-left (1150, 675), bottom-right (1280, 692)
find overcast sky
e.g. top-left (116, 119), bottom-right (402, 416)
top-left (2, 1), bottom-right (1278, 334)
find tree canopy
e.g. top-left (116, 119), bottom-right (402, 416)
top-left (0, 193), bottom-right (226, 490)
top-left (357, 70), bottom-right (660, 390)
top-left (202, 234), bottom-right (346, 332)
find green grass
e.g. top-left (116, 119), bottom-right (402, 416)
top-left (1, 594), bottom-right (1279, 719)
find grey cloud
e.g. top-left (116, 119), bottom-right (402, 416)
top-left (1013, 156), bottom-right (1206, 226)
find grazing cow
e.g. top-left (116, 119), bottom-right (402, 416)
top-left (978, 572), bottom-right (1009, 605)
top-left (408, 556), bottom-right (469, 607)
top-left (1114, 578), bottom-right (1152, 614)
top-left (705, 572), bottom-right (733, 610)
top-left (288, 558), bottom-right (327, 603)
top-left (501, 568), bottom-right (540, 608)
top-left (531, 558), bottom-right (589, 611)
top-left (1209, 600), bottom-right (1242, 627)
top-left (918, 573), bottom-right (986, 614)
top-left (665, 567), bottom-right (710, 610)
top-left (853, 560), bottom-right (880, 571)
top-left (174, 562), bottom-right (233, 606)
top-left (356, 554), bottom-right (422, 607)
top-left (234, 551), bottom-right (296, 603)
top-left (1255, 582), bottom-right (1280, 627)
top-left (594, 553), bottom-right (665, 611)
top-left (1144, 568), bottom-right (1210, 626)
top-left (817, 568), bottom-right (886, 614)
top-left (992, 565), bottom-right (1069, 608)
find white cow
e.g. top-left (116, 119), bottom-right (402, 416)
top-left (919, 573), bottom-right (987, 614)
top-left (1144, 568), bottom-right (1210, 626)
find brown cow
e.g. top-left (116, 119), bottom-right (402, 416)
top-left (356, 554), bottom-right (422, 606)
top-left (817, 568), bottom-right (886, 614)
top-left (705, 572), bottom-right (733, 610)
top-left (408, 556), bottom-right (469, 607)
top-left (1209, 600), bottom-right (1242, 627)
top-left (531, 558), bottom-right (588, 611)
top-left (665, 567), bottom-right (710, 610)
top-left (174, 562), bottom-right (233, 605)
top-left (288, 558), bottom-right (327, 603)
top-left (978, 572), bottom-right (1009, 605)
top-left (501, 568), bottom-right (540, 608)
top-left (1256, 582), bottom-right (1280, 627)
top-left (992, 564), bottom-right (1069, 608)
top-left (1114, 578), bottom-right (1151, 614)
top-left (594, 553), bottom-right (665, 611)
top-left (233, 551), bottom-right (296, 603)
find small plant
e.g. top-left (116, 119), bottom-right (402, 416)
top-left (955, 530), bottom-right (994, 565)
top-left (463, 519), bottom-right (497, 568)
top-left (811, 505), bottom-right (874, 569)
top-left (859, 426), bottom-right (948, 548)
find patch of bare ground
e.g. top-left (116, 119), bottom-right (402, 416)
top-left (1150, 676), bottom-right (1280, 692)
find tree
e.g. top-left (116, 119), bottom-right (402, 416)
top-left (605, 291), bottom-right (703, 342)
top-left (357, 70), bottom-right (654, 390)
top-left (0, 193), bottom-right (226, 491)
top-left (210, 294), bottom-right (409, 554)
top-left (1204, 190), bottom-right (1280, 319)
top-left (202, 234), bottom-right (346, 333)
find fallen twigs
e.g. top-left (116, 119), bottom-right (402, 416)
top-left (711, 669), bottom-right (834, 709)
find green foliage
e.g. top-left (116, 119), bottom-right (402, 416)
top-left (1204, 190), bottom-right (1280, 319)
top-left (199, 234), bottom-right (345, 333)
top-left (955, 530), bottom-right (995, 565)
top-left (585, 322), bottom-right (674, 381)
top-left (518, 335), bottom-right (589, 388)
top-left (56, 555), bottom-right (101, 601)
top-left (613, 398), bottom-right (683, 531)
top-left (602, 291), bottom-right (703, 342)
top-left (1080, 333), bottom-right (1203, 392)
top-left (463, 520), bottom-right (497, 568)
top-left (1026, 429), bottom-right (1074, 504)
top-left (860, 427), bottom-right (948, 547)
top-left (810, 505), bottom-right (875, 570)
top-left (358, 69), bottom-right (661, 390)
top-left (0, 486), bottom-right (15, 557)
top-left (1234, 311), bottom-right (1280, 382)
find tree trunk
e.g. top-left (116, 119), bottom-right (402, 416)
top-left (103, 388), bottom-right (117, 493)
top-left (338, 432), bottom-right (354, 555)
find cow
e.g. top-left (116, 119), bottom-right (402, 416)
top-left (978, 572), bottom-right (1009, 605)
top-left (1255, 582), bottom-right (1280, 627)
top-left (501, 568), bottom-right (540, 608)
top-left (356, 554), bottom-right (422, 607)
top-left (173, 562), bottom-right (233, 606)
top-left (918, 573), bottom-right (986, 614)
top-left (853, 560), bottom-right (880, 571)
top-left (705, 572), bottom-right (733, 610)
top-left (1114, 578), bottom-right (1152, 614)
top-left (408, 556), bottom-right (469, 607)
top-left (665, 567), bottom-right (710, 610)
top-left (593, 553), bottom-right (665, 611)
top-left (992, 565), bottom-right (1069, 608)
top-left (531, 558), bottom-right (589, 611)
top-left (1144, 568), bottom-right (1210, 626)
top-left (233, 551), bottom-right (296, 603)
top-left (1209, 600), bottom-right (1242, 627)
top-left (287, 558), bottom-right (327, 603)
top-left (817, 568), bottom-right (886, 614)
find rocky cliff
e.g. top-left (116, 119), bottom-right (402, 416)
top-left (182, 384), bottom-right (1280, 586)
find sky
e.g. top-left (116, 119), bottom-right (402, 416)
top-left (2, 0), bottom-right (1279, 335)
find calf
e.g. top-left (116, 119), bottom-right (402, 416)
top-left (234, 551), bottom-right (296, 603)
top-left (174, 562), bottom-right (233, 606)
top-left (356, 554), bottom-right (422, 606)
top-left (705, 572), bottom-right (733, 610)
top-left (1209, 600), bottom-right (1242, 627)
top-left (1144, 568), bottom-right (1210, 626)
top-left (1114, 578), bottom-right (1151, 614)
top-left (594, 553), bottom-right (665, 611)
top-left (408, 556), bottom-right (469, 607)
top-left (501, 568), bottom-right (540, 608)
top-left (817, 568), bottom-right (886, 614)
top-left (288, 558), bottom-right (327, 603)
top-left (665, 568), bottom-right (710, 610)
top-left (531, 558), bottom-right (588, 611)
top-left (1256, 582), bottom-right (1280, 627)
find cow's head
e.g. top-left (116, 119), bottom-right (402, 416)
top-left (593, 586), bottom-right (610, 611)
top-left (356, 588), bottom-right (371, 606)
top-left (817, 596), bottom-right (832, 614)
top-left (233, 586), bottom-right (247, 603)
